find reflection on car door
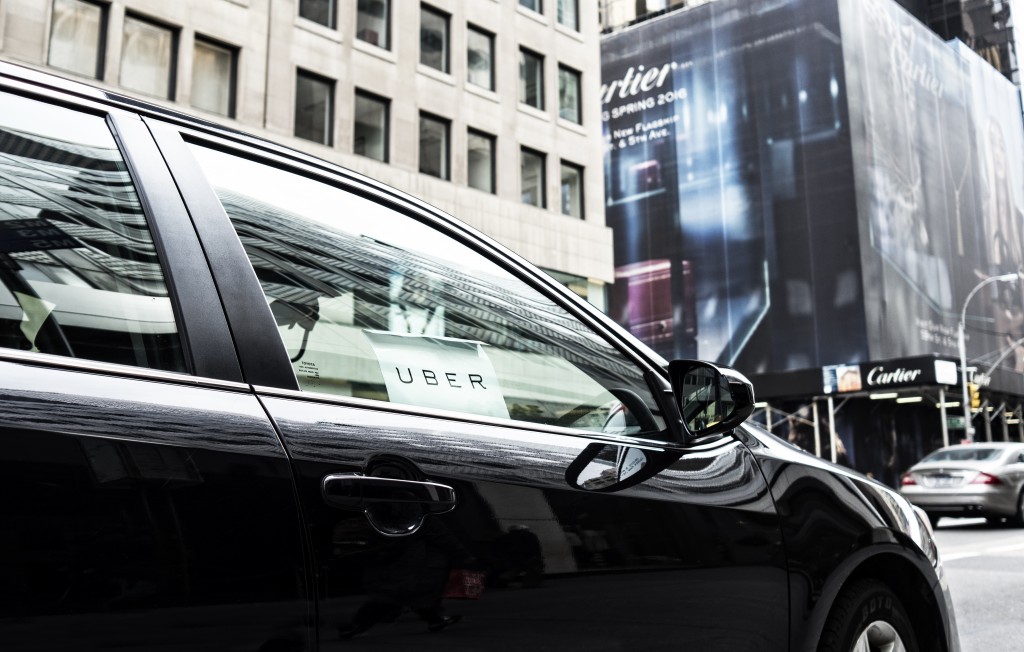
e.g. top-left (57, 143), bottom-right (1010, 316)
top-left (163, 128), bottom-right (791, 651)
top-left (0, 93), bottom-right (310, 651)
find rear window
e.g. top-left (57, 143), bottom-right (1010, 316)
top-left (921, 447), bottom-right (1004, 463)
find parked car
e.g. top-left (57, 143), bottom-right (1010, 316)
top-left (0, 62), bottom-right (957, 652)
top-left (900, 442), bottom-right (1024, 527)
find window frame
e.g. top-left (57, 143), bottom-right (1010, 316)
top-left (191, 35), bottom-right (237, 118)
top-left (47, 0), bottom-right (108, 80)
top-left (519, 0), bottom-right (543, 14)
top-left (294, 68), bottom-right (335, 146)
top-left (419, 111), bottom-right (450, 180)
top-left (298, 0), bottom-right (336, 29)
top-left (467, 128), bottom-right (496, 194)
top-left (521, 146), bottom-right (547, 208)
top-left (419, 4), bottom-right (450, 74)
top-left (353, 88), bottom-right (390, 162)
top-left (560, 160), bottom-right (584, 219)
top-left (557, 0), bottom-right (579, 31)
top-left (519, 47), bottom-right (545, 110)
top-left (466, 24), bottom-right (495, 91)
top-left (119, 13), bottom-right (179, 100)
top-left (558, 64), bottom-right (582, 124)
top-left (357, 0), bottom-right (391, 50)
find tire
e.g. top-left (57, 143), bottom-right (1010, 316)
top-left (818, 579), bottom-right (918, 652)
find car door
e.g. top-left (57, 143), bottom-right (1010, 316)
top-left (153, 122), bottom-right (790, 652)
top-left (0, 88), bottom-right (311, 651)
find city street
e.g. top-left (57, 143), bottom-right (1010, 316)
top-left (934, 518), bottom-right (1024, 651)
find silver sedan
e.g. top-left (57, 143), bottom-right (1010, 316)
top-left (900, 443), bottom-right (1024, 527)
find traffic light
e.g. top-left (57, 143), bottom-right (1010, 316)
top-left (968, 383), bottom-right (980, 410)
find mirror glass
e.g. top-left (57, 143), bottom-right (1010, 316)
top-left (679, 367), bottom-right (734, 434)
top-left (573, 445), bottom-right (647, 490)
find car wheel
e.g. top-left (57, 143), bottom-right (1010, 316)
top-left (1013, 491), bottom-right (1024, 528)
top-left (818, 579), bottom-right (918, 652)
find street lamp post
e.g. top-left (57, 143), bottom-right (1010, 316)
top-left (959, 272), bottom-right (1023, 443)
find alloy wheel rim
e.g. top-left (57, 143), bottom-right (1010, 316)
top-left (851, 620), bottom-right (906, 652)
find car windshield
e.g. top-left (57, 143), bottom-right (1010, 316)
top-left (920, 447), bottom-right (1004, 463)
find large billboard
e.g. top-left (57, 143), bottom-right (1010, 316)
top-left (602, 0), bottom-right (1024, 394)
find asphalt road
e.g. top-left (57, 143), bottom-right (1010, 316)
top-left (933, 518), bottom-right (1024, 652)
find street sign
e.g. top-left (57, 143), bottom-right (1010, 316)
top-left (946, 415), bottom-right (966, 430)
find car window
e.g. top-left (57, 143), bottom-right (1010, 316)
top-left (0, 91), bottom-right (186, 372)
top-left (921, 447), bottom-right (1004, 463)
top-left (188, 144), bottom-right (666, 437)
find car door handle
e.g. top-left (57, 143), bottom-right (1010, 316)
top-left (321, 473), bottom-right (457, 514)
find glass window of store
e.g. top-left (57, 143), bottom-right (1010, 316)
top-left (48, 0), bottom-right (106, 79)
top-left (354, 90), bottom-right (389, 162)
top-left (357, 0), bottom-right (390, 49)
top-left (294, 69), bottom-right (334, 146)
top-left (559, 65), bottom-right (581, 124)
top-left (521, 147), bottom-right (546, 208)
top-left (420, 5), bottom-right (449, 73)
top-left (560, 161), bottom-right (583, 219)
top-left (298, 0), bottom-right (335, 28)
top-left (120, 15), bottom-right (176, 100)
top-left (519, 48), bottom-right (544, 110)
top-left (467, 129), bottom-right (495, 194)
top-left (191, 37), bottom-right (235, 118)
top-left (467, 25), bottom-right (494, 90)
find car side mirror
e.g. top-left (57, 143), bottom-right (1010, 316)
top-left (667, 360), bottom-right (755, 441)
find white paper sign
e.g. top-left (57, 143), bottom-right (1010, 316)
top-left (364, 331), bottom-right (510, 419)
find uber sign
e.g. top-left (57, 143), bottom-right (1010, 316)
top-left (0, 218), bottom-right (76, 253)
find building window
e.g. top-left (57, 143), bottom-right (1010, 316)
top-left (294, 69), bottom-right (334, 146)
top-left (191, 38), bottom-right (235, 117)
top-left (354, 90), bottom-right (389, 162)
top-left (419, 113), bottom-right (450, 180)
top-left (120, 15), bottom-right (176, 100)
top-left (467, 25), bottom-right (494, 90)
top-left (557, 0), bottom-right (579, 30)
top-left (48, 0), bottom-right (106, 79)
top-left (519, 0), bottom-right (542, 14)
top-left (521, 147), bottom-right (545, 208)
top-left (558, 65), bottom-right (581, 124)
top-left (420, 5), bottom-right (449, 73)
top-left (519, 48), bottom-right (544, 110)
top-left (467, 129), bottom-right (495, 194)
top-left (357, 0), bottom-right (390, 49)
top-left (560, 161), bottom-right (583, 218)
top-left (299, 0), bottom-right (335, 28)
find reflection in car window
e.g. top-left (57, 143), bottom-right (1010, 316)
top-left (189, 144), bottom-right (665, 436)
top-left (0, 92), bottom-right (185, 371)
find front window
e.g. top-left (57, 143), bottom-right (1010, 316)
top-left (559, 65), bottom-right (582, 124)
top-left (120, 15), bottom-right (176, 100)
top-left (0, 91), bottom-right (185, 371)
top-left (420, 5), bottom-right (449, 73)
top-left (191, 38), bottom-right (235, 117)
top-left (419, 113), bottom-right (449, 180)
top-left (357, 0), bottom-right (390, 49)
top-left (521, 148), bottom-right (546, 208)
top-left (354, 90), bottom-right (389, 162)
top-left (188, 144), bottom-right (666, 436)
top-left (560, 161), bottom-right (583, 218)
top-left (519, 48), bottom-right (544, 110)
top-left (294, 69), bottom-right (334, 146)
top-left (467, 25), bottom-right (494, 90)
top-left (48, 0), bottom-right (106, 79)
top-left (298, 0), bottom-right (335, 28)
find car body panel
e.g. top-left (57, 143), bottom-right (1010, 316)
top-left (900, 443), bottom-right (1024, 520)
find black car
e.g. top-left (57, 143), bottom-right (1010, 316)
top-left (0, 62), bottom-right (957, 652)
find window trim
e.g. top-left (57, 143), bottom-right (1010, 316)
top-left (557, 0), bottom-right (579, 31)
top-left (419, 4), bottom-right (450, 74)
top-left (356, 0), bottom-right (391, 50)
top-left (466, 24), bottom-right (495, 91)
top-left (418, 111), bottom-right (450, 180)
top-left (467, 127), bottom-right (496, 194)
top-left (354, 88), bottom-right (390, 162)
top-left (519, 47), bottom-right (544, 110)
top-left (297, 0), bottom-right (337, 29)
top-left (558, 63), bottom-right (582, 124)
top-left (47, 0), bottom-right (109, 80)
top-left (560, 159), bottom-right (584, 219)
top-left (294, 68), bottom-right (335, 146)
top-left (521, 146), bottom-right (546, 208)
top-left (120, 12), bottom-right (179, 100)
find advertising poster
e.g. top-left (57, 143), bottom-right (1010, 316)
top-left (602, 0), bottom-right (865, 369)
top-left (842, 0), bottom-right (1024, 395)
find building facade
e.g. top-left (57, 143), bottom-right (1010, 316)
top-left (0, 0), bottom-right (612, 305)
